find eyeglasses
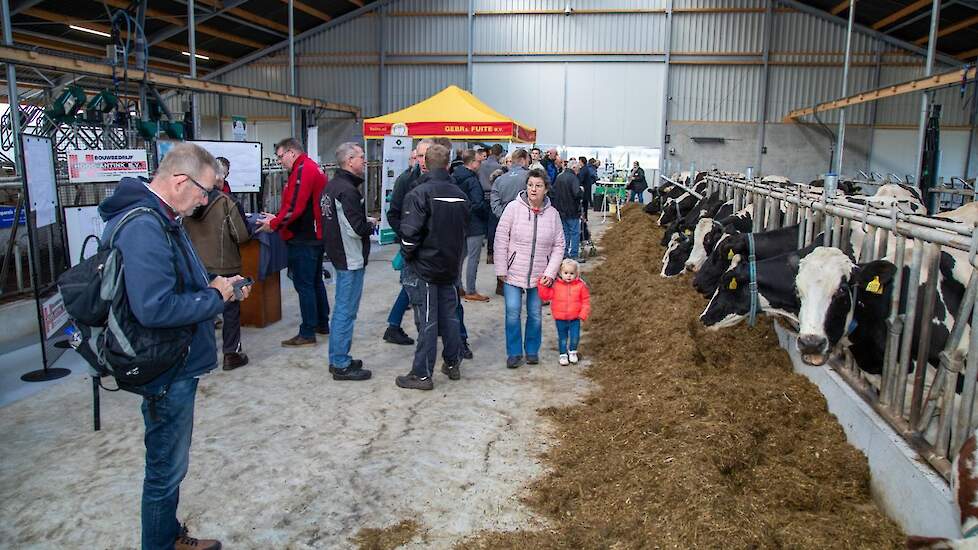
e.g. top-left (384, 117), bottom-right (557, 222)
top-left (275, 149), bottom-right (292, 160)
top-left (176, 173), bottom-right (209, 198)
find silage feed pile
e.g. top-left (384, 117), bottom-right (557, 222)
top-left (464, 205), bottom-right (904, 549)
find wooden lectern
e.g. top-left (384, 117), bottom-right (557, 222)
top-left (239, 239), bottom-right (282, 328)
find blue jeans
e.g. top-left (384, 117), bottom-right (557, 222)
top-left (387, 287), bottom-right (410, 327)
top-left (555, 319), bottom-right (581, 354)
top-left (628, 190), bottom-right (645, 203)
top-left (503, 283), bottom-right (542, 358)
top-left (402, 265), bottom-right (462, 378)
top-left (141, 377), bottom-right (199, 550)
top-left (561, 218), bottom-right (580, 259)
top-left (287, 243), bottom-right (329, 339)
top-left (329, 268), bottom-right (365, 368)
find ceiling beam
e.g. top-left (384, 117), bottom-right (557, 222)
top-left (99, 0), bottom-right (267, 49)
top-left (913, 13), bottom-right (978, 44)
top-left (0, 45), bottom-right (360, 115)
top-left (22, 7), bottom-right (234, 63)
top-left (167, 0), bottom-right (287, 39)
top-left (11, 30), bottom-right (196, 74)
top-left (280, 0), bottom-right (331, 23)
top-left (958, 46), bottom-right (978, 59)
top-left (347, 0), bottom-right (365, 6)
top-left (871, 0), bottom-right (932, 29)
top-left (10, 0), bottom-right (45, 16)
top-left (830, 0), bottom-right (850, 15)
top-left (786, 65), bottom-right (976, 121)
top-left (189, 0), bottom-right (290, 34)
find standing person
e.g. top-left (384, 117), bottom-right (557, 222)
top-left (478, 144), bottom-right (503, 264)
top-left (320, 142), bottom-right (374, 382)
top-left (383, 138), bottom-right (434, 346)
top-left (577, 156), bottom-right (596, 218)
top-left (550, 159), bottom-right (584, 259)
top-left (529, 147), bottom-right (545, 171)
top-left (490, 148), bottom-right (530, 218)
top-left (493, 169), bottom-right (564, 368)
top-left (627, 161), bottom-right (648, 203)
top-left (216, 157), bottom-right (232, 194)
top-left (183, 174), bottom-right (252, 371)
top-left (395, 144), bottom-right (470, 390)
top-left (256, 138), bottom-right (329, 347)
top-left (453, 149), bottom-right (490, 302)
top-left (542, 148), bottom-right (559, 184)
top-left (476, 147), bottom-right (488, 162)
top-left (537, 259), bottom-right (590, 365)
top-left (98, 143), bottom-right (249, 550)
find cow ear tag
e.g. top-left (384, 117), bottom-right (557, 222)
top-left (728, 277), bottom-right (738, 290)
top-left (684, 229), bottom-right (692, 235)
top-left (727, 249), bottom-right (734, 260)
top-left (866, 276), bottom-right (883, 294)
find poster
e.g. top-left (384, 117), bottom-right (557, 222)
top-left (378, 135), bottom-right (411, 244)
top-left (306, 125), bottom-right (319, 163)
top-left (232, 116), bottom-right (247, 141)
top-left (41, 292), bottom-right (69, 340)
top-left (63, 206), bottom-right (105, 266)
top-left (22, 135), bottom-right (57, 228)
top-left (66, 149), bottom-right (149, 183)
top-left (158, 140), bottom-right (262, 193)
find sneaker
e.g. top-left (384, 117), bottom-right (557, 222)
top-left (332, 365), bottom-right (372, 381)
top-left (559, 354), bottom-right (569, 366)
top-left (526, 355), bottom-right (539, 365)
top-left (441, 361), bottom-right (461, 380)
top-left (569, 351), bottom-right (579, 364)
top-left (222, 352), bottom-right (249, 371)
top-left (383, 325), bottom-right (414, 346)
top-left (175, 525), bottom-right (221, 550)
top-left (461, 340), bottom-right (473, 360)
top-left (315, 325), bottom-right (330, 335)
top-left (281, 335), bottom-right (316, 347)
top-left (396, 374), bottom-right (434, 390)
top-left (329, 359), bottom-right (362, 374)
top-left (506, 355), bottom-right (524, 369)
top-left (463, 293), bottom-right (490, 302)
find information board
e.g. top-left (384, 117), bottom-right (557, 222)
top-left (66, 149), bottom-right (149, 183)
top-left (378, 135), bottom-right (411, 245)
top-left (157, 140), bottom-right (262, 193)
top-left (22, 135), bottom-right (57, 228)
top-left (63, 205), bottom-right (105, 266)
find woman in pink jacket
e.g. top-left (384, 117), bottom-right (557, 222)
top-left (494, 169), bottom-right (565, 368)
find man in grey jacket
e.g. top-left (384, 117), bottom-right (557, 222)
top-left (490, 148), bottom-right (530, 218)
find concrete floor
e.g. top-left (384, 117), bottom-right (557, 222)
top-left (0, 221), bottom-right (607, 549)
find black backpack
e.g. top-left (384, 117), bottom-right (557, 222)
top-left (58, 207), bottom-right (197, 415)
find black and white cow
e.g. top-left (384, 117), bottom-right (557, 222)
top-left (659, 190), bottom-right (726, 245)
top-left (660, 197), bottom-right (736, 276)
top-left (699, 243), bottom-right (823, 329)
top-left (684, 206), bottom-right (753, 273)
top-left (661, 232), bottom-right (695, 277)
top-left (658, 180), bottom-right (710, 226)
top-left (907, 428), bottom-right (978, 548)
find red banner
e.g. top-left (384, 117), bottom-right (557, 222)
top-left (364, 121), bottom-right (534, 142)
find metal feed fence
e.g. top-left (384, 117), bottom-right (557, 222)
top-left (705, 173), bottom-right (978, 480)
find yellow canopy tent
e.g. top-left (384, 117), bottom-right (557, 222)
top-left (363, 85), bottom-right (536, 142)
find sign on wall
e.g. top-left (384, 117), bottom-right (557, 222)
top-left (67, 149), bottom-right (149, 183)
top-left (157, 140), bottom-right (262, 193)
top-left (232, 116), bottom-right (247, 141)
top-left (378, 135), bottom-right (411, 245)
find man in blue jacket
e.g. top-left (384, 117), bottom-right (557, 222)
top-left (99, 143), bottom-right (248, 550)
top-left (453, 149), bottom-right (490, 302)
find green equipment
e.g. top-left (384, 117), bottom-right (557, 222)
top-left (44, 85), bottom-right (86, 124)
top-left (84, 90), bottom-right (118, 123)
top-left (163, 121), bottom-right (185, 140)
top-left (137, 119), bottom-right (158, 140)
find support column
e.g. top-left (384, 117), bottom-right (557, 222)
top-left (914, 0), bottom-right (941, 186)
top-left (189, 0), bottom-right (199, 138)
top-left (965, 87), bottom-right (977, 182)
top-left (2, 0), bottom-right (21, 159)
top-left (866, 40), bottom-right (883, 173)
top-left (289, 0), bottom-right (296, 137)
top-left (833, 0), bottom-right (857, 177)
top-left (378, 6), bottom-right (385, 115)
top-left (755, 0), bottom-right (773, 175)
top-left (660, 0), bottom-right (674, 177)
top-left (466, 0), bottom-right (474, 90)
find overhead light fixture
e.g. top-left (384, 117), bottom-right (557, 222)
top-left (69, 25), bottom-right (111, 38)
top-left (181, 51), bottom-right (210, 60)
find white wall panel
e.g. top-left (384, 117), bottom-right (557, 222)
top-left (670, 65), bottom-right (762, 122)
top-left (473, 63), bottom-right (566, 143)
top-left (870, 129), bottom-right (971, 180)
top-left (672, 13), bottom-right (764, 53)
top-left (384, 65), bottom-right (466, 113)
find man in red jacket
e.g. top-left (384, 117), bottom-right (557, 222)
top-left (257, 137), bottom-right (330, 347)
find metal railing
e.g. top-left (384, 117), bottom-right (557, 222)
top-left (705, 172), bottom-right (978, 480)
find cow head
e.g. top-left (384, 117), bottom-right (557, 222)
top-left (693, 234), bottom-right (741, 296)
top-left (685, 217), bottom-right (721, 273)
top-left (660, 219), bottom-right (682, 246)
top-left (700, 264), bottom-right (751, 329)
top-left (661, 232), bottom-right (693, 277)
top-left (795, 247), bottom-right (860, 366)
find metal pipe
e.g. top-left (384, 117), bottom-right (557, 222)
top-left (379, 5), bottom-right (385, 115)
top-left (910, 243), bottom-right (941, 425)
top-left (13, 243), bottom-right (22, 291)
top-left (914, 0), bottom-right (941, 188)
top-left (965, 85), bottom-right (977, 182)
top-left (188, 0), bottom-right (199, 138)
top-left (660, 0), bottom-right (673, 171)
top-left (895, 243), bottom-right (925, 414)
top-left (834, 0), bottom-right (857, 176)
top-left (466, 0), bottom-right (474, 90)
top-left (866, 41), bottom-right (883, 174)
top-left (756, 0), bottom-right (773, 174)
top-left (288, 0), bottom-right (296, 137)
top-left (881, 235), bottom-right (908, 406)
top-left (952, 290), bottom-right (978, 452)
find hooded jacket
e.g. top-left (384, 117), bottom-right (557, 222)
top-left (321, 168), bottom-right (372, 271)
top-left (98, 177), bottom-right (225, 385)
top-left (550, 169), bottom-right (583, 221)
top-left (183, 188), bottom-right (251, 275)
top-left (537, 277), bottom-right (591, 321)
top-left (494, 191), bottom-right (565, 289)
top-left (399, 168), bottom-right (470, 284)
top-left (269, 153), bottom-right (326, 243)
top-left (452, 164), bottom-right (489, 237)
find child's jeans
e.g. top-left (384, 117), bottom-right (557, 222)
top-left (555, 319), bottom-right (581, 354)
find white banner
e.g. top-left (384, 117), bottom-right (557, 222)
top-left (67, 149), bottom-right (149, 183)
top-left (378, 135), bottom-right (412, 244)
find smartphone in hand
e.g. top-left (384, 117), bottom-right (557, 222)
top-left (232, 277), bottom-right (254, 301)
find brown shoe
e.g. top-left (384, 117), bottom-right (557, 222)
top-left (281, 335), bottom-right (316, 347)
top-left (463, 293), bottom-right (490, 302)
top-left (175, 525), bottom-right (221, 550)
top-left (223, 352), bottom-right (249, 371)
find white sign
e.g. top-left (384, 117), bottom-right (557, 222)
top-left (232, 116), bottom-right (247, 141)
top-left (306, 126), bottom-right (319, 164)
top-left (378, 135), bottom-right (411, 244)
top-left (41, 291), bottom-right (69, 340)
top-left (22, 135), bottom-right (57, 228)
top-left (66, 149), bottom-right (149, 183)
top-left (64, 206), bottom-right (105, 266)
top-left (188, 141), bottom-right (262, 193)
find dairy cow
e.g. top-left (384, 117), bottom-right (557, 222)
top-left (692, 224), bottom-right (814, 296)
top-left (907, 428), bottom-right (978, 548)
top-left (660, 198), bottom-right (736, 276)
top-left (684, 207), bottom-right (753, 273)
top-left (658, 180), bottom-right (710, 226)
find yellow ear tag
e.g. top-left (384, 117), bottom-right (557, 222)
top-left (684, 229), bottom-right (692, 236)
top-left (865, 276), bottom-right (883, 294)
top-left (727, 249), bottom-right (734, 260)
top-left (728, 278), bottom-right (738, 290)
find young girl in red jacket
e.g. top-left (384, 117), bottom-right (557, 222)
top-left (538, 258), bottom-right (591, 365)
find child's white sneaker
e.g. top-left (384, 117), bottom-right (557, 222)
top-left (558, 354), bottom-right (569, 366)
top-left (569, 351), bottom-right (579, 364)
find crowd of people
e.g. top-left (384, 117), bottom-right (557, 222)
top-left (97, 137), bottom-right (625, 549)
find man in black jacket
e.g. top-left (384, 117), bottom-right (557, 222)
top-left (551, 159), bottom-right (584, 259)
top-left (320, 142), bottom-right (374, 382)
top-left (382, 138), bottom-right (433, 346)
top-left (395, 144), bottom-right (470, 390)
top-left (454, 149), bottom-right (489, 302)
